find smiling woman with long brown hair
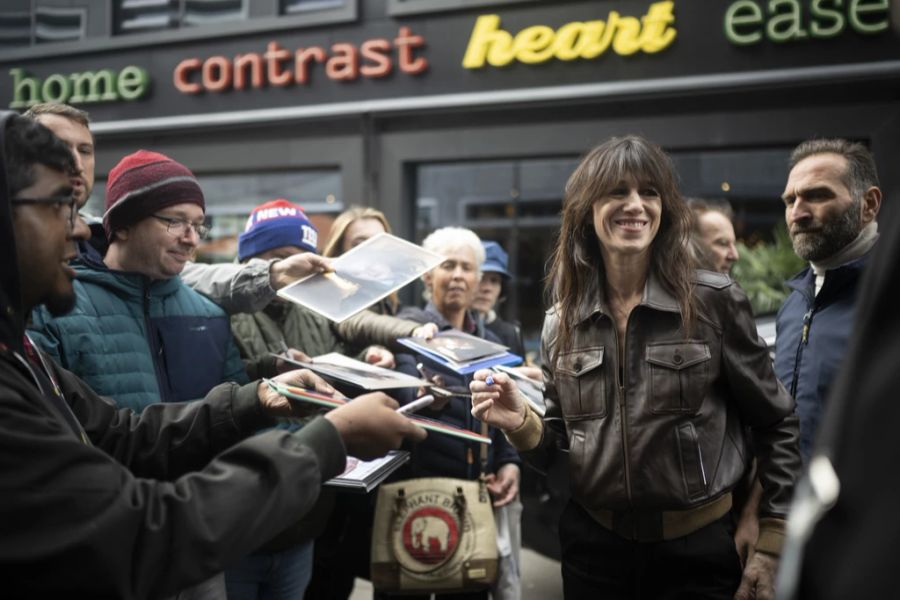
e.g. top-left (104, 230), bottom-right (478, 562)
top-left (471, 135), bottom-right (800, 600)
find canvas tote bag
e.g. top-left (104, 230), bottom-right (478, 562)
top-left (371, 424), bottom-right (498, 593)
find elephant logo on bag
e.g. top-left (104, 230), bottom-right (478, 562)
top-left (391, 488), bottom-right (476, 574)
top-left (402, 507), bottom-right (459, 565)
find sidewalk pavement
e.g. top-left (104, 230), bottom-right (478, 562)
top-left (349, 548), bottom-right (563, 600)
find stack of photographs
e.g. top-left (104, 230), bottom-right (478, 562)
top-left (264, 379), bottom-right (492, 446)
top-left (397, 330), bottom-right (522, 375)
top-left (276, 233), bottom-right (445, 323)
top-left (274, 352), bottom-right (430, 391)
top-left (325, 451), bottom-right (409, 493)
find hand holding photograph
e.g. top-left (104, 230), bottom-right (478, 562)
top-left (272, 352), bottom-right (431, 390)
top-left (276, 233), bottom-right (445, 323)
top-left (492, 364), bottom-right (547, 416)
top-left (397, 330), bottom-right (522, 375)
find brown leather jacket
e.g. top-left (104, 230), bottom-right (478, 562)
top-left (511, 270), bottom-right (799, 547)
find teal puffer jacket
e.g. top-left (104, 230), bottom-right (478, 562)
top-left (29, 258), bottom-right (248, 412)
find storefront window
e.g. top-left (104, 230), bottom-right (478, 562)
top-left (0, 3), bottom-right (31, 49)
top-left (115, 0), bottom-right (247, 34)
top-left (670, 147), bottom-right (791, 244)
top-left (416, 157), bottom-right (578, 360)
top-left (184, 0), bottom-right (247, 27)
top-left (87, 169), bottom-right (342, 260)
top-left (415, 147), bottom-right (791, 358)
top-left (35, 7), bottom-right (87, 44)
top-left (281, 0), bottom-right (346, 14)
top-left (388, 0), bottom-right (536, 17)
top-left (0, 1), bottom-right (86, 48)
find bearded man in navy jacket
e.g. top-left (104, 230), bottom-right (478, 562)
top-left (775, 138), bottom-right (882, 463)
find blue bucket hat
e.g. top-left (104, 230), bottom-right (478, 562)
top-left (481, 241), bottom-right (511, 280)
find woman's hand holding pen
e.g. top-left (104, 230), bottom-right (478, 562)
top-left (469, 370), bottom-right (527, 432)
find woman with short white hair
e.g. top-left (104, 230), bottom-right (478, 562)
top-left (418, 226), bottom-right (485, 311)
top-left (393, 226), bottom-right (522, 600)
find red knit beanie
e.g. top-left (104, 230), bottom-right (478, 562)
top-left (103, 150), bottom-right (205, 240)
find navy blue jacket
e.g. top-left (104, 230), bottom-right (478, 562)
top-left (775, 253), bottom-right (871, 463)
top-left (397, 303), bottom-right (520, 479)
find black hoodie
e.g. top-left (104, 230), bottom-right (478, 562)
top-left (0, 111), bottom-right (25, 356)
top-left (0, 110), bottom-right (346, 598)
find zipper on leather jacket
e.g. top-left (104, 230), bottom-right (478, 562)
top-left (790, 308), bottom-right (814, 398)
top-left (612, 321), bottom-right (633, 508)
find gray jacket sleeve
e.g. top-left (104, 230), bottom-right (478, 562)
top-left (334, 309), bottom-right (422, 351)
top-left (181, 259), bottom-right (277, 315)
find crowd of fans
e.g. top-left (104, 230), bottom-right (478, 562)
top-left (0, 102), bottom-right (890, 600)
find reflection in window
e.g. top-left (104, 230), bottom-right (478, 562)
top-left (183, 0), bottom-right (247, 27)
top-left (115, 0), bottom-right (247, 34)
top-left (2, 1), bottom-right (87, 48)
top-left (388, 0), bottom-right (535, 17)
top-left (198, 170), bottom-right (342, 260)
top-left (671, 147), bottom-right (790, 243)
top-left (0, 5), bottom-right (31, 49)
top-left (89, 170), bottom-right (342, 260)
top-left (116, 0), bottom-right (179, 33)
top-left (35, 7), bottom-right (86, 44)
top-left (416, 157), bottom-right (577, 360)
top-left (281, 0), bottom-right (345, 15)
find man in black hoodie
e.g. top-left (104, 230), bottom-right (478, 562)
top-left (0, 111), bottom-right (425, 598)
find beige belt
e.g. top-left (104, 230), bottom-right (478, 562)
top-left (588, 492), bottom-right (733, 542)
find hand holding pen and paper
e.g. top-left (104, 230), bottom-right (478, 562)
top-left (263, 373), bottom-right (427, 460)
top-left (469, 369), bottom-right (528, 432)
top-left (257, 368), bottom-right (339, 418)
top-left (324, 392), bottom-right (427, 460)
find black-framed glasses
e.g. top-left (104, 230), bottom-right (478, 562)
top-left (152, 214), bottom-right (210, 240)
top-left (11, 195), bottom-right (77, 230)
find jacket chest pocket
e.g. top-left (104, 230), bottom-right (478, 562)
top-left (645, 342), bottom-right (710, 415)
top-left (555, 347), bottom-right (606, 420)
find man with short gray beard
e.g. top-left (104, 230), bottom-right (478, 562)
top-left (775, 138), bottom-right (882, 463)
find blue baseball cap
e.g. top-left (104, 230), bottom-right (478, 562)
top-left (481, 241), bottom-right (511, 280)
